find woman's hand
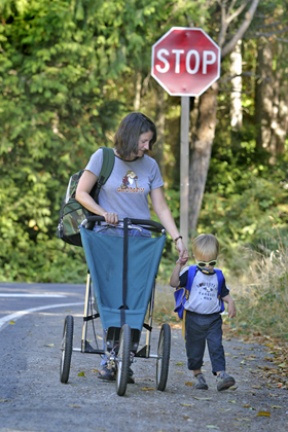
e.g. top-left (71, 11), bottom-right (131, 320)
top-left (175, 238), bottom-right (189, 264)
top-left (103, 212), bottom-right (118, 225)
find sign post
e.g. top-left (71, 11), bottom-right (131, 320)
top-left (151, 27), bottom-right (220, 246)
top-left (180, 96), bottom-right (190, 248)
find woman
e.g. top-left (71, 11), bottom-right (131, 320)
top-left (76, 112), bottom-right (188, 381)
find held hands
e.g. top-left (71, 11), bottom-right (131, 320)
top-left (176, 257), bottom-right (189, 266)
top-left (174, 237), bottom-right (189, 265)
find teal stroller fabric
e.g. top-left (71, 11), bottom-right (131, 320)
top-left (80, 226), bottom-right (166, 331)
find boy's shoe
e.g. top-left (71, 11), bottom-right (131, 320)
top-left (195, 373), bottom-right (208, 390)
top-left (216, 371), bottom-right (235, 391)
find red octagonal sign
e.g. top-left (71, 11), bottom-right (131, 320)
top-left (151, 27), bottom-right (221, 97)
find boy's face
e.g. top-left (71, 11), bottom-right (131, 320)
top-left (194, 254), bottom-right (217, 273)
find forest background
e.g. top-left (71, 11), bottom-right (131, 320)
top-left (0, 0), bottom-right (288, 356)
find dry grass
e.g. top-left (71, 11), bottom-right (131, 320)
top-left (231, 246), bottom-right (288, 341)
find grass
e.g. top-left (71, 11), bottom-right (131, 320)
top-left (231, 245), bottom-right (288, 341)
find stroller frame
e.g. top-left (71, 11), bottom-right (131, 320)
top-left (60, 216), bottom-right (171, 396)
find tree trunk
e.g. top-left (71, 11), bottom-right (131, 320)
top-left (133, 72), bottom-right (142, 110)
top-left (255, 37), bottom-right (287, 162)
top-left (230, 40), bottom-right (243, 130)
top-left (154, 89), bottom-right (165, 174)
top-left (189, 83), bottom-right (218, 233)
top-left (186, 0), bottom-right (260, 232)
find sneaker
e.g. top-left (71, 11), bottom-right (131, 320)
top-left (195, 373), bottom-right (208, 390)
top-left (98, 365), bottom-right (116, 381)
top-left (216, 371), bottom-right (235, 391)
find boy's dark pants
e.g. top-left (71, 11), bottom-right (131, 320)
top-left (185, 311), bottom-right (225, 375)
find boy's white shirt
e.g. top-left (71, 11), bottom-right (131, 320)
top-left (181, 267), bottom-right (223, 314)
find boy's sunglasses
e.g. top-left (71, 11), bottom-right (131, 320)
top-left (196, 260), bottom-right (217, 268)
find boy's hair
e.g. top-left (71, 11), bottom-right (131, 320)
top-left (192, 234), bottom-right (219, 261)
top-left (114, 112), bottom-right (157, 159)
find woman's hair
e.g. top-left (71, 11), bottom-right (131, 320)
top-left (114, 112), bottom-right (157, 159)
top-left (192, 234), bottom-right (219, 261)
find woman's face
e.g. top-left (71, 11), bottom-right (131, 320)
top-left (135, 131), bottom-right (154, 158)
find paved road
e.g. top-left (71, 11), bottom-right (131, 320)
top-left (0, 282), bottom-right (287, 432)
top-left (0, 282), bottom-right (84, 328)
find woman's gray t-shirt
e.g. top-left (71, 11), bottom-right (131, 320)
top-left (85, 149), bottom-right (164, 219)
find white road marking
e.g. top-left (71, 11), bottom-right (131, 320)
top-left (0, 302), bottom-right (83, 331)
top-left (0, 294), bottom-right (66, 298)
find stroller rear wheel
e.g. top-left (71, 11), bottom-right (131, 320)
top-left (156, 323), bottom-right (171, 391)
top-left (116, 324), bottom-right (131, 396)
top-left (60, 315), bottom-right (74, 384)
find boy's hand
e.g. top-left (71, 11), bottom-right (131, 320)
top-left (227, 302), bottom-right (236, 318)
top-left (176, 256), bottom-right (189, 266)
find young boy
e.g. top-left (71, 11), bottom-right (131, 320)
top-left (170, 233), bottom-right (236, 391)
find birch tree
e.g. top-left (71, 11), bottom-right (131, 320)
top-left (189, 0), bottom-right (260, 232)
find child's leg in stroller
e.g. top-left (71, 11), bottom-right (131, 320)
top-left (98, 358), bottom-right (135, 383)
top-left (97, 331), bottom-right (135, 384)
top-left (98, 330), bottom-right (115, 380)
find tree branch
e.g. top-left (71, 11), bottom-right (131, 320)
top-left (220, 0), bottom-right (260, 58)
top-left (226, 0), bottom-right (250, 25)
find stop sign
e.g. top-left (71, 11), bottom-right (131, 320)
top-left (151, 27), bottom-right (221, 97)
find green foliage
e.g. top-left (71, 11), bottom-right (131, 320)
top-left (0, 0), bottom-right (146, 282)
top-left (198, 140), bottom-right (288, 276)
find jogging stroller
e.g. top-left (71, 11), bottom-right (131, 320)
top-left (60, 216), bottom-right (171, 396)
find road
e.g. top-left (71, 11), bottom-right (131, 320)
top-left (0, 282), bottom-right (84, 329)
top-left (0, 282), bottom-right (287, 432)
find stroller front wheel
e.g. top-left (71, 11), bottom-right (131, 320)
top-left (60, 315), bottom-right (74, 384)
top-left (116, 324), bottom-right (131, 396)
top-left (156, 323), bottom-right (171, 391)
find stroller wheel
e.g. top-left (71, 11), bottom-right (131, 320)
top-left (60, 315), bottom-right (74, 384)
top-left (156, 323), bottom-right (171, 391)
top-left (116, 324), bottom-right (131, 396)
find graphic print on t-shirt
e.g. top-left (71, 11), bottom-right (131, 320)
top-left (197, 281), bottom-right (217, 302)
top-left (117, 170), bottom-right (145, 193)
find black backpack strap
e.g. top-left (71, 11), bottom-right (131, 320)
top-left (92, 147), bottom-right (115, 202)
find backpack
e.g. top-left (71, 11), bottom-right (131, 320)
top-left (174, 265), bottom-right (225, 319)
top-left (57, 147), bottom-right (115, 247)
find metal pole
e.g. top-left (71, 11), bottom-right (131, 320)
top-left (180, 96), bottom-right (190, 248)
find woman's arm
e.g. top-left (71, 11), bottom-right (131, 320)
top-left (150, 187), bottom-right (188, 260)
top-left (75, 170), bottom-right (118, 224)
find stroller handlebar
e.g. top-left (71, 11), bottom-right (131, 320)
top-left (81, 216), bottom-right (166, 234)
